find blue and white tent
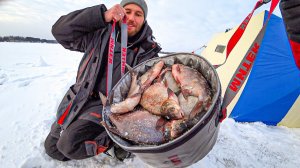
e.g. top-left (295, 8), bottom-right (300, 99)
top-left (201, 11), bottom-right (300, 127)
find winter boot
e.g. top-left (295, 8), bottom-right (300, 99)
top-left (104, 144), bottom-right (134, 162)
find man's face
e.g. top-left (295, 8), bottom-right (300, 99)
top-left (123, 4), bottom-right (145, 37)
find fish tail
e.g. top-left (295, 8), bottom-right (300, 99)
top-left (99, 92), bottom-right (107, 106)
top-left (101, 121), bottom-right (121, 135)
top-left (157, 67), bottom-right (171, 83)
top-left (126, 63), bottom-right (138, 77)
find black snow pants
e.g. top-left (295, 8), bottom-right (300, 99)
top-left (44, 101), bottom-right (112, 161)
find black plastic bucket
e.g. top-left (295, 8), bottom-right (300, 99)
top-left (103, 53), bottom-right (222, 168)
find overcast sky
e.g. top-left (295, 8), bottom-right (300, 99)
top-left (0, 0), bottom-right (281, 52)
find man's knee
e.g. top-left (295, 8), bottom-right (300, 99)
top-left (56, 120), bottom-right (109, 160)
top-left (44, 132), bottom-right (70, 161)
top-left (56, 130), bottom-right (80, 159)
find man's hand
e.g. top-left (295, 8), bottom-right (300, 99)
top-left (104, 4), bottom-right (126, 23)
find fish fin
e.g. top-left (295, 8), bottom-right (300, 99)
top-left (165, 67), bottom-right (172, 71)
top-left (163, 79), bottom-right (169, 88)
top-left (155, 118), bottom-right (167, 131)
top-left (176, 64), bottom-right (181, 73)
top-left (100, 121), bottom-right (116, 133)
top-left (157, 67), bottom-right (171, 83)
top-left (125, 63), bottom-right (133, 71)
top-left (100, 121), bottom-right (108, 128)
top-left (203, 97), bottom-right (212, 111)
top-left (167, 88), bottom-right (180, 104)
top-left (172, 74), bottom-right (179, 85)
top-left (126, 63), bottom-right (138, 77)
top-left (128, 92), bottom-right (142, 99)
top-left (181, 88), bottom-right (190, 100)
top-left (108, 91), bottom-right (114, 105)
top-left (135, 79), bottom-right (145, 94)
top-left (101, 121), bottom-right (121, 135)
top-left (137, 79), bottom-right (142, 87)
top-left (167, 88), bottom-right (175, 98)
top-left (141, 77), bottom-right (153, 90)
top-left (160, 67), bottom-right (171, 75)
top-left (99, 92), bottom-right (107, 106)
top-left (189, 100), bottom-right (204, 119)
top-left (156, 72), bottom-right (164, 83)
top-left (189, 95), bottom-right (205, 119)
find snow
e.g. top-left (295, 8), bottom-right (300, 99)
top-left (0, 42), bottom-right (299, 168)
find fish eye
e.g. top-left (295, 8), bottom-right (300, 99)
top-left (169, 107), bottom-right (175, 112)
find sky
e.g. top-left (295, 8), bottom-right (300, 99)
top-left (0, 0), bottom-right (282, 52)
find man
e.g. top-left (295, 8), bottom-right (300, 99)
top-left (44, 0), bottom-right (161, 162)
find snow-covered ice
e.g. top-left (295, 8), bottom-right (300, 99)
top-left (0, 42), bottom-right (299, 168)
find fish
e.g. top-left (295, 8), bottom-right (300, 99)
top-left (178, 93), bottom-right (199, 119)
top-left (100, 61), bottom-right (165, 115)
top-left (172, 64), bottom-right (212, 118)
top-left (140, 82), bottom-right (184, 120)
top-left (100, 67), bottom-right (142, 114)
top-left (157, 67), bottom-right (180, 94)
top-left (102, 108), bottom-right (188, 145)
top-left (139, 60), bottom-right (165, 89)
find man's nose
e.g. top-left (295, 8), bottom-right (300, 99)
top-left (126, 14), bottom-right (134, 22)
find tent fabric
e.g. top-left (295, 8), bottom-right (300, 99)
top-left (201, 11), bottom-right (300, 128)
top-left (202, 11), bottom-right (265, 117)
top-left (229, 11), bottom-right (300, 126)
top-left (278, 95), bottom-right (300, 127)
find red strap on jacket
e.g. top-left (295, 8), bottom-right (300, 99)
top-left (106, 20), bottom-right (117, 97)
top-left (121, 17), bottom-right (128, 76)
top-left (106, 18), bottom-right (128, 96)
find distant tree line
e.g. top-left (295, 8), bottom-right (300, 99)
top-left (0, 36), bottom-right (57, 43)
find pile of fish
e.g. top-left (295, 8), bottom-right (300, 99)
top-left (100, 60), bottom-right (213, 145)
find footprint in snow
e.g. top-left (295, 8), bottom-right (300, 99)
top-left (0, 74), bottom-right (9, 85)
top-left (15, 63), bottom-right (34, 66)
top-left (12, 75), bottom-right (44, 87)
top-left (20, 156), bottom-right (48, 168)
top-left (18, 80), bottom-right (31, 87)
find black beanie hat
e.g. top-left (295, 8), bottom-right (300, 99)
top-left (120, 0), bottom-right (148, 19)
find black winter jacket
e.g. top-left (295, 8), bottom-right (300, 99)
top-left (52, 5), bottom-right (161, 130)
top-left (280, 0), bottom-right (300, 69)
top-left (280, 0), bottom-right (300, 43)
